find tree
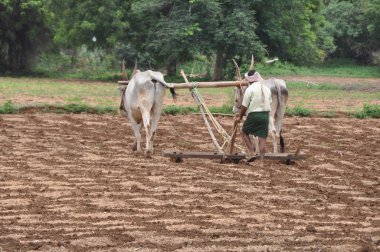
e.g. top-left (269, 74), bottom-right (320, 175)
top-left (253, 0), bottom-right (331, 65)
top-left (49, 0), bottom-right (130, 50)
top-left (322, 0), bottom-right (380, 63)
top-left (127, 0), bottom-right (265, 78)
top-left (127, 0), bottom-right (220, 75)
top-left (209, 0), bottom-right (265, 80)
top-left (0, 0), bottom-right (51, 72)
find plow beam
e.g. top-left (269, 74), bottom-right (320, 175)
top-left (163, 150), bottom-right (306, 165)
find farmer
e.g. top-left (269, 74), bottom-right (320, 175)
top-left (235, 70), bottom-right (272, 166)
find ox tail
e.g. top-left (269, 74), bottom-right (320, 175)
top-left (275, 81), bottom-right (283, 138)
top-left (169, 87), bottom-right (176, 102)
top-left (150, 73), bottom-right (176, 102)
top-left (159, 82), bottom-right (176, 102)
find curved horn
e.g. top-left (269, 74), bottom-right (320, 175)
top-left (121, 59), bottom-right (128, 81)
top-left (232, 59), bottom-right (242, 81)
top-left (130, 60), bottom-right (138, 78)
top-left (249, 54), bottom-right (254, 71)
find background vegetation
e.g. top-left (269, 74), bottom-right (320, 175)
top-left (0, 0), bottom-right (379, 119)
top-left (1, 0), bottom-right (379, 80)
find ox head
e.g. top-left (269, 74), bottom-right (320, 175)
top-left (232, 55), bottom-right (265, 114)
top-left (232, 55), bottom-right (255, 114)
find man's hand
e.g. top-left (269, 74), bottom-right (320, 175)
top-left (234, 114), bottom-right (241, 123)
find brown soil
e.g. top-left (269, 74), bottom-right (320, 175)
top-left (0, 114), bottom-right (379, 252)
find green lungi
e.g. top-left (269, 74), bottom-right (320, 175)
top-left (243, 111), bottom-right (269, 139)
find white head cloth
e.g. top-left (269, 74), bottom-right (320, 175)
top-left (244, 71), bottom-right (263, 83)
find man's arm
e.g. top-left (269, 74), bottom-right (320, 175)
top-left (236, 106), bottom-right (247, 122)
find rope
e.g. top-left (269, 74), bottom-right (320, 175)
top-left (191, 85), bottom-right (245, 152)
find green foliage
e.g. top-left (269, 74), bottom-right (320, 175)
top-left (253, 0), bottom-right (329, 65)
top-left (323, 0), bottom-right (380, 63)
top-left (49, 0), bottom-right (130, 50)
top-left (163, 105), bottom-right (198, 115)
top-left (0, 100), bottom-right (18, 114)
top-left (363, 104), bottom-right (380, 118)
top-left (35, 49), bottom-right (121, 81)
top-left (353, 104), bottom-right (380, 118)
top-left (0, 0), bottom-right (51, 72)
top-left (253, 58), bottom-right (380, 78)
top-left (2, 0), bottom-right (380, 76)
top-left (29, 103), bottom-right (117, 114)
top-left (286, 106), bottom-right (312, 117)
top-left (209, 104), bottom-right (233, 115)
top-left (162, 104), bottom-right (233, 115)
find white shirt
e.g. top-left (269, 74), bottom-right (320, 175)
top-left (242, 82), bottom-right (272, 113)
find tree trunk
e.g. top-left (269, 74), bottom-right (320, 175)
top-left (213, 49), bottom-right (224, 81)
top-left (167, 58), bottom-right (177, 76)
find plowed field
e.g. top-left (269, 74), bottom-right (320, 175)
top-left (0, 114), bottom-right (379, 251)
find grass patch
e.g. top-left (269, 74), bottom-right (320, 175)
top-left (209, 104), bottom-right (234, 115)
top-left (163, 104), bottom-right (234, 116)
top-left (15, 103), bottom-right (118, 114)
top-left (319, 111), bottom-right (337, 118)
top-left (287, 82), bottom-right (342, 90)
top-left (163, 105), bottom-right (198, 115)
top-left (286, 106), bottom-right (312, 117)
top-left (254, 58), bottom-right (380, 78)
top-left (352, 104), bottom-right (380, 118)
top-left (0, 100), bottom-right (18, 114)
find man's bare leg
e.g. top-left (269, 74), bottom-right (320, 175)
top-left (242, 130), bottom-right (255, 158)
top-left (258, 137), bottom-right (267, 167)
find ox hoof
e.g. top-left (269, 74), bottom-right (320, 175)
top-left (133, 150), bottom-right (142, 157)
top-left (145, 150), bottom-right (153, 158)
top-left (132, 143), bottom-right (138, 151)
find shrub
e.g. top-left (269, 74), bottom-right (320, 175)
top-left (353, 104), bottom-right (380, 118)
top-left (209, 104), bottom-right (234, 115)
top-left (363, 104), bottom-right (380, 118)
top-left (0, 100), bottom-right (18, 114)
top-left (286, 106), bottom-right (312, 117)
top-left (163, 105), bottom-right (198, 115)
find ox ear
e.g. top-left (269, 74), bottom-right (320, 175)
top-left (249, 54), bottom-right (254, 71)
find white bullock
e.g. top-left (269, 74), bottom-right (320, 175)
top-left (233, 76), bottom-right (288, 153)
top-left (119, 70), bottom-right (175, 157)
top-left (232, 56), bottom-right (288, 154)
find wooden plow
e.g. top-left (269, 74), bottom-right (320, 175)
top-left (118, 63), bottom-right (305, 164)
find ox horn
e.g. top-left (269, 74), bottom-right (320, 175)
top-left (232, 59), bottom-right (242, 81)
top-left (249, 54), bottom-right (254, 71)
top-left (121, 59), bottom-right (128, 81)
top-left (130, 60), bottom-right (138, 78)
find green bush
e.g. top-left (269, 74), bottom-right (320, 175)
top-left (0, 100), bottom-right (18, 114)
top-left (363, 104), bottom-right (380, 118)
top-left (209, 104), bottom-right (234, 114)
top-left (286, 106), bottom-right (312, 117)
top-left (163, 105), bottom-right (198, 115)
top-left (353, 104), bottom-right (380, 118)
